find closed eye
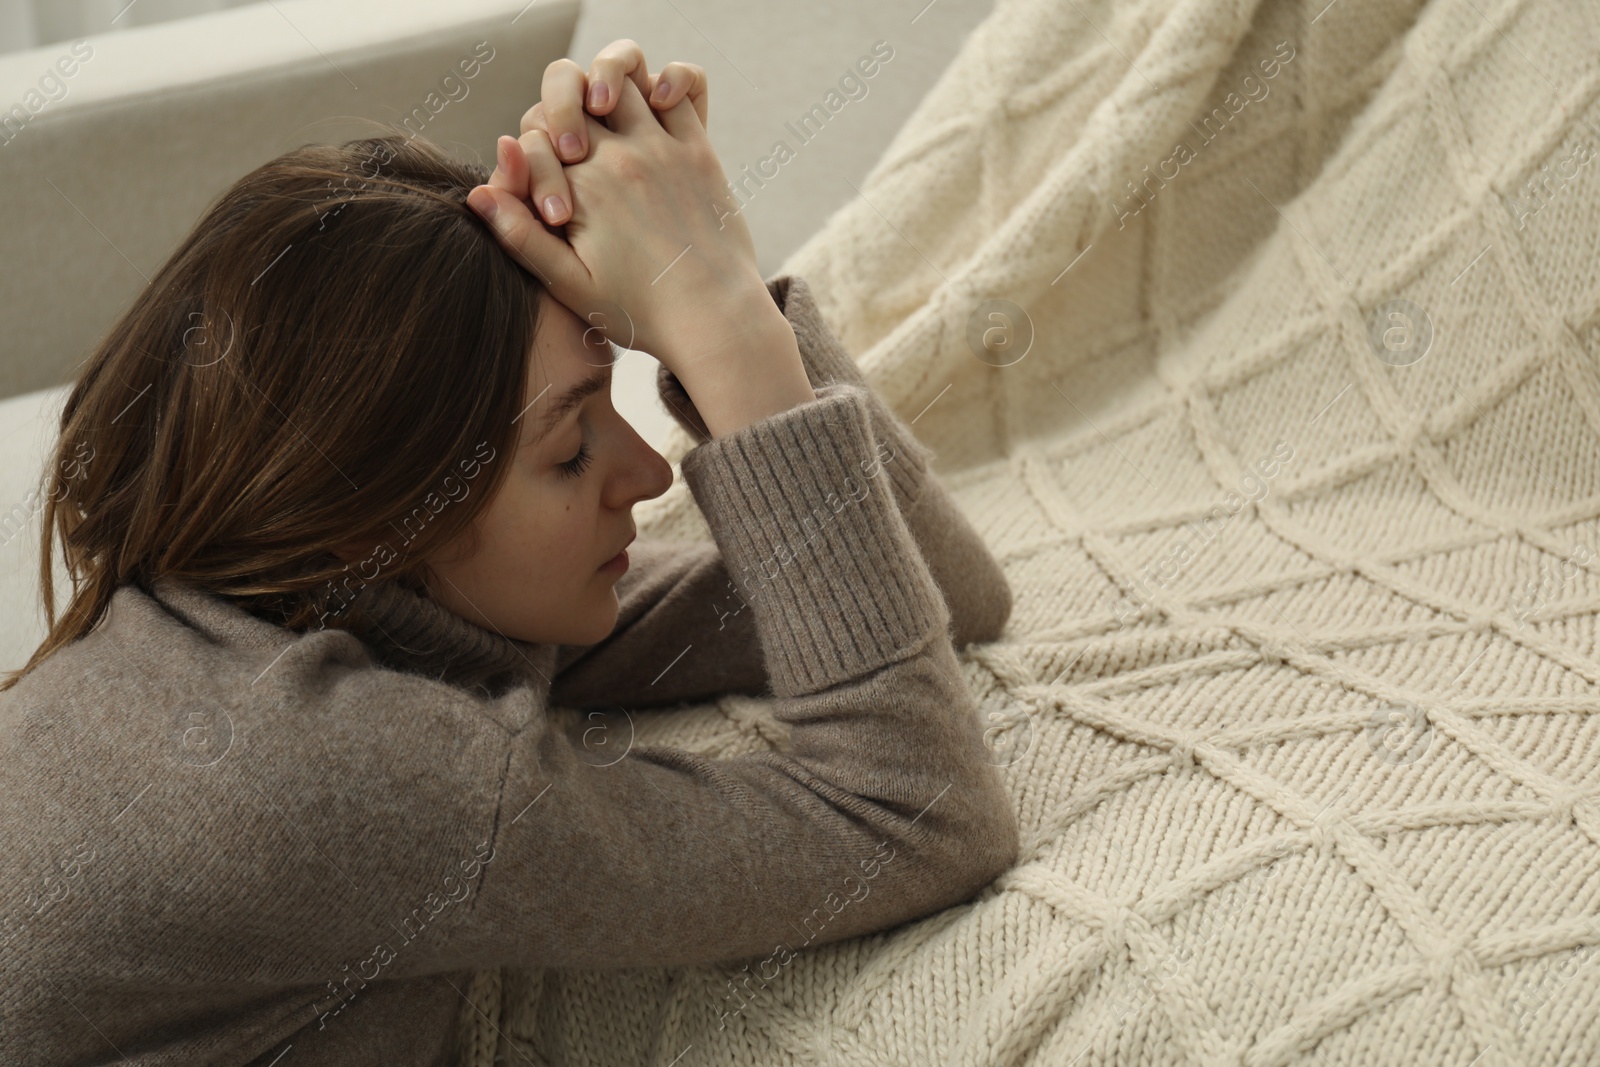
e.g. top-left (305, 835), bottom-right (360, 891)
top-left (558, 441), bottom-right (593, 479)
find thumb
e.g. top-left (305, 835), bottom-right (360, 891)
top-left (466, 185), bottom-right (588, 302)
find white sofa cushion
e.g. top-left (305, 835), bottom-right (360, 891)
top-left (0, 382), bottom-right (71, 669)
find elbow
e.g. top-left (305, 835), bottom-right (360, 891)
top-left (913, 771), bottom-right (1021, 905)
top-left (950, 733), bottom-right (1023, 888)
top-left (963, 786), bottom-right (1022, 887)
top-left (878, 814), bottom-right (1018, 924)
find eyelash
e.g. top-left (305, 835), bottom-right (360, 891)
top-left (558, 441), bottom-right (593, 479)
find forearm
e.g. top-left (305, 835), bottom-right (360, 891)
top-left (658, 274), bottom-right (1014, 647)
top-left (446, 385), bottom-right (1018, 972)
top-left (663, 289), bottom-right (817, 439)
top-left (549, 275), bottom-right (1013, 712)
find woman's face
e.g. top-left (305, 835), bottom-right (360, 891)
top-left (421, 290), bottom-right (674, 647)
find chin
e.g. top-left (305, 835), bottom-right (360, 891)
top-left (561, 592), bottom-right (620, 647)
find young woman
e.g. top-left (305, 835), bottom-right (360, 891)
top-left (0, 42), bottom-right (1018, 1065)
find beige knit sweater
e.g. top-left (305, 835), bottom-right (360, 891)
top-left (0, 274), bottom-right (1018, 1064)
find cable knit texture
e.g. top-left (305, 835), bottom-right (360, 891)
top-left (0, 274), bottom-right (1016, 1064)
top-left (471, 0), bottom-right (1600, 1064)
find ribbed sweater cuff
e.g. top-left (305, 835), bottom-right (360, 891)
top-left (818, 384), bottom-right (930, 513)
top-left (768, 274), bottom-right (935, 510)
top-left (679, 385), bottom-right (952, 698)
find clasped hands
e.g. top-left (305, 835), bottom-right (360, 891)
top-left (474, 40), bottom-right (708, 230)
top-left (465, 40), bottom-right (815, 438)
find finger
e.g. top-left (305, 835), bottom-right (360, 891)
top-left (656, 92), bottom-right (711, 147)
top-left (517, 128), bottom-right (572, 226)
top-left (603, 72), bottom-right (658, 137)
top-left (465, 184), bottom-right (589, 300)
top-left (519, 93), bottom-right (606, 145)
top-left (486, 134), bottom-right (528, 199)
top-left (585, 38), bottom-right (652, 120)
top-left (540, 57), bottom-right (590, 162)
top-left (648, 62), bottom-right (707, 127)
top-left (519, 99), bottom-right (547, 137)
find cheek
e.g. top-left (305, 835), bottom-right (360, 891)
top-left (476, 471), bottom-right (560, 557)
top-left (519, 476), bottom-right (599, 572)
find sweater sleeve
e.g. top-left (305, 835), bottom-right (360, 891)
top-left (433, 384), bottom-right (1020, 972)
top-left (548, 273), bottom-right (1013, 710)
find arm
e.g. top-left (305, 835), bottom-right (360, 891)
top-left (59, 331), bottom-right (1018, 1039)
top-left (549, 273), bottom-right (1012, 710)
top-left (440, 384), bottom-right (1020, 971)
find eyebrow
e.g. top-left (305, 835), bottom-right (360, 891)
top-left (515, 367), bottom-right (613, 448)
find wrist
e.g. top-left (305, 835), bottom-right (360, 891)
top-left (657, 278), bottom-right (778, 362)
top-left (671, 309), bottom-right (816, 439)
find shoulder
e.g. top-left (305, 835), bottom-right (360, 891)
top-left (0, 579), bottom-right (524, 973)
top-left (0, 578), bottom-right (530, 848)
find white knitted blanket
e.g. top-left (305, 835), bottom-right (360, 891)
top-left (462, 0), bottom-right (1600, 1062)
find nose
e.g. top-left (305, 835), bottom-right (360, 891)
top-left (634, 441), bottom-right (674, 503)
top-left (608, 418), bottom-right (675, 508)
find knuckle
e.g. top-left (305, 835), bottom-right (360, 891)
top-left (595, 38), bottom-right (638, 66)
top-left (532, 177), bottom-right (563, 205)
top-left (602, 146), bottom-right (649, 185)
top-left (525, 146), bottom-right (557, 177)
top-left (518, 129), bottom-right (555, 164)
top-left (546, 95), bottom-right (580, 120)
top-left (689, 142), bottom-right (720, 176)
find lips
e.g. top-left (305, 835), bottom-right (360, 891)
top-left (602, 533), bottom-right (636, 569)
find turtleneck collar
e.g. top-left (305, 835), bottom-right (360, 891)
top-left (341, 577), bottom-right (557, 697)
top-left (146, 574), bottom-right (556, 700)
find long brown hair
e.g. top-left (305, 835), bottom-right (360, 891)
top-left (1, 125), bottom-right (541, 692)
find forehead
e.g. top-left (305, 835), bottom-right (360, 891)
top-left (529, 291), bottom-right (618, 386)
top-left (516, 294), bottom-right (617, 447)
